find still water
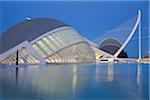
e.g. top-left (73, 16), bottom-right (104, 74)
top-left (0, 63), bottom-right (149, 100)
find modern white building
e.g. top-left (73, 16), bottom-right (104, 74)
top-left (0, 10), bottom-right (142, 64)
top-left (0, 18), bottom-right (96, 64)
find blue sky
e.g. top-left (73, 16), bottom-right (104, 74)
top-left (0, 1), bottom-right (149, 58)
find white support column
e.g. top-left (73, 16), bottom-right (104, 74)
top-left (138, 10), bottom-right (142, 59)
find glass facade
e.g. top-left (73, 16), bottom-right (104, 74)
top-left (45, 43), bottom-right (95, 63)
top-left (32, 27), bottom-right (96, 63)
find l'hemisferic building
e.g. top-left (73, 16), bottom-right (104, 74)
top-left (0, 18), bottom-right (127, 64)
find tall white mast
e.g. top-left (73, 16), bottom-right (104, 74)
top-left (138, 10), bottom-right (142, 59)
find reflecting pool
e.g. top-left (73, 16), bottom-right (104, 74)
top-left (0, 63), bottom-right (149, 100)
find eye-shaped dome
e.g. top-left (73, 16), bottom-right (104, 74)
top-left (0, 18), bottom-right (96, 64)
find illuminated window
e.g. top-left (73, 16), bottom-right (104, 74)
top-left (32, 44), bottom-right (46, 58)
top-left (53, 34), bottom-right (65, 47)
top-left (48, 35), bottom-right (60, 49)
top-left (39, 39), bottom-right (53, 55)
top-left (37, 40), bottom-right (50, 54)
top-left (42, 37), bottom-right (54, 51)
top-left (47, 36), bottom-right (58, 51)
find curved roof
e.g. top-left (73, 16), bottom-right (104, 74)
top-left (99, 38), bottom-right (122, 49)
top-left (98, 38), bottom-right (128, 58)
top-left (0, 18), bottom-right (69, 54)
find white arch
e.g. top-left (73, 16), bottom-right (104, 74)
top-left (114, 10), bottom-right (141, 57)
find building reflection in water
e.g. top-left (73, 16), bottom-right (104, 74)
top-left (137, 63), bottom-right (142, 86)
top-left (95, 63), bottom-right (115, 82)
top-left (137, 63), bottom-right (142, 97)
top-left (72, 64), bottom-right (77, 93)
top-left (14, 65), bottom-right (28, 87)
top-left (95, 64), bottom-right (101, 82)
top-left (15, 67), bottom-right (19, 86)
top-left (1, 63), bottom-right (148, 99)
top-left (107, 63), bottom-right (114, 82)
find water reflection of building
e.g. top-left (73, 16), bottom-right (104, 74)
top-left (1, 64), bottom-right (148, 99)
top-left (72, 64), bottom-right (77, 93)
top-left (107, 63), bottom-right (115, 82)
top-left (95, 64), bottom-right (101, 82)
top-left (137, 64), bottom-right (142, 86)
top-left (11, 64), bottom-right (81, 97)
top-left (95, 63), bottom-right (115, 82)
top-left (136, 64), bottom-right (143, 98)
